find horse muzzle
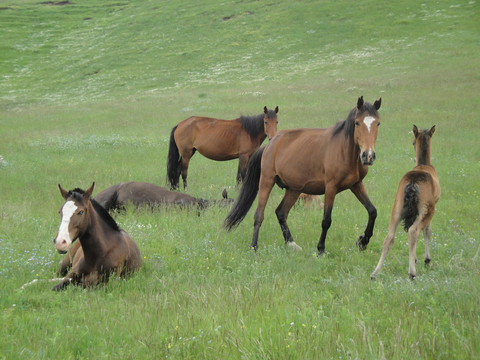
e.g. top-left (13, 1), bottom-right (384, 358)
top-left (360, 150), bottom-right (376, 165)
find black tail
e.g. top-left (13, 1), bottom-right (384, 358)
top-left (224, 147), bottom-right (265, 230)
top-left (401, 182), bottom-right (419, 231)
top-left (166, 125), bottom-right (181, 189)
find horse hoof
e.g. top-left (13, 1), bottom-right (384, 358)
top-left (370, 273), bottom-right (377, 280)
top-left (250, 246), bottom-right (257, 252)
top-left (356, 236), bottom-right (368, 251)
top-left (287, 241), bottom-right (302, 251)
top-left (425, 258), bottom-right (431, 265)
top-left (409, 274), bottom-right (416, 280)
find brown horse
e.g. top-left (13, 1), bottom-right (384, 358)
top-left (167, 106), bottom-right (279, 189)
top-left (225, 96), bottom-right (382, 255)
top-left (52, 183), bottom-right (141, 290)
top-left (371, 125), bottom-right (440, 279)
top-left (94, 181), bottom-right (233, 212)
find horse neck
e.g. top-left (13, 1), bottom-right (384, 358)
top-left (416, 143), bottom-right (431, 166)
top-left (78, 202), bottom-right (109, 260)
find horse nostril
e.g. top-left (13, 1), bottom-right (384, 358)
top-left (372, 152), bottom-right (376, 161)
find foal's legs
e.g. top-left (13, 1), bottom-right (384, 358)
top-left (350, 181), bottom-right (377, 250)
top-left (275, 190), bottom-right (302, 251)
top-left (371, 198), bottom-right (403, 279)
top-left (251, 176), bottom-right (275, 251)
top-left (423, 224), bottom-right (432, 264)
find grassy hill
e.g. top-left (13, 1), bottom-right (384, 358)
top-left (1, 0), bottom-right (479, 358)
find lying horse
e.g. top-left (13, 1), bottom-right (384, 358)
top-left (94, 181), bottom-right (233, 211)
top-left (371, 125), bottom-right (440, 279)
top-left (52, 183), bottom-right (141, 290)
top-left (167, 106), bottom-right (279, 189)
top-left (225, 96), bottom-right (381, 255)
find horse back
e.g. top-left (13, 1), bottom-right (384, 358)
top-left (403, 165), bottom-right (440, 203)
top-left (176, 116), bottom-right (244, 160)
top-left (262, 127), bottom-right (353, 193)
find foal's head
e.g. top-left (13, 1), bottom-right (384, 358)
top-left (263, 106), bottom-right (279, 140)
top-left (413, 124), bottom-right (435, 166)
top-left (54, 183), bottom-right (95, 254)
top-left (353, 96), bottom-right (382, 165)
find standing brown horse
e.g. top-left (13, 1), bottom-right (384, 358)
top-left (167, 106), bottom-right (279, 189)
top-left (52, 183), bottom-right (141, 290)
top-left (371, 125), bottom-right (440, 279)
top-left (225, 96), bottom-right (382, 255)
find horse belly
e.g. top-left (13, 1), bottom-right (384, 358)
top-left (195, 141), bottom-right (239, 161)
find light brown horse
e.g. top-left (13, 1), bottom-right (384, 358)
top-left (94, 181), bottom-right (233, 212)
top-left (371, 125), bottom-right (440, 279)
top-left (225, 96), bottom-right (382, 255)
top-left (167, 106), bottom-right (279, 189)
top-left (52, 183), bottom-right (141, 290)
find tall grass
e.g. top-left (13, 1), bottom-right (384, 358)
top-left (1, 0), bottom-right (479, 358)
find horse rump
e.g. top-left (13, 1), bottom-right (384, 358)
top-left (401, 182), bottom-right (419, 231)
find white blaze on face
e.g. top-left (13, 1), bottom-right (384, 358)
top-left (55, 200), bottom-right (77, 251)
top-left (363, 116), bottom-right (376, 132)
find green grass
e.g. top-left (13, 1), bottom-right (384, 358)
top-left (1, 0), bottom-right (480, 358)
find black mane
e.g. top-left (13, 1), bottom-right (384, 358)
top-left (68, 188), bottom-right (121, 232)
top-left (332, 102), bottom-right (379, 139)
top-left (418, 129), bottom-right (431, 166)
top-left (239, 113), bottom-right (265, 139)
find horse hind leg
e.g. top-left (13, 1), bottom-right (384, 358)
top-left (275, 190), bottom-right (302, 251)
top-left (180, 148), bottom-right (196, 190)
top-left (371, 197), bottom-right (403, 279)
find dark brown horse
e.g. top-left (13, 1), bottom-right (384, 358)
top-left (371, 125), bottom-right (440, 279)
top-left (225, 96), bottom-right (382, 255)
top-left (167, 106), bottom-right (279, 189)
top-left (94, 181), bottom-right (233, 211)
top-left (52, 183), bottom-right (141, 290)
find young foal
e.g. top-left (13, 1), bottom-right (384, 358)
top-left (53, 183), bottom-right (141, 290)
top-left (371, 125), bottom-right (440, 279)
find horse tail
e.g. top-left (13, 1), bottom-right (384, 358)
top-left (224, 147), bottom-right (265, 230)
top-left (167, 125), bottom-right (181, 189)
top-left (401, 182), bottom-right (419, 231)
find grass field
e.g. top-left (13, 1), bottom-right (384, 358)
top-left (1, 0), bottom-right (480, 358)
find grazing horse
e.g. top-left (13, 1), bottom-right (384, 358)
top-left (94, 181), bottom-right (233, 212)
top-left (52, 183), bottom-right (141, 290)
top-left (225, 96), bottom-right (382, 255)
top-left (371, 125), bottom-right (440, 279)
top-left (167, 106), bottom-right (279, 189)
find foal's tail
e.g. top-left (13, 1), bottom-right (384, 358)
top-left (224, 147), bottom-right (265, 230)
top-left (166, 125), bottom-right (181, 189)
top-left (401, 182), bottom-right (419, 231)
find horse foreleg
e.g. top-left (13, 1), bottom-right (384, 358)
top-left (423, 223), bottom-right (432, 264)
top-left (317, 186), bottom-right (337, 256)
top-left (350, 182), bottom-right (377, 250)
top-left (275, 190), bottom-right (302, 251)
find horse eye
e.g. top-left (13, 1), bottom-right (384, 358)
top-left (78, 210), bottom-right (84, 215)
top-left (355, 121), bottom-right (360, 126)
top-left (377, 122), bottom-right (381, 127)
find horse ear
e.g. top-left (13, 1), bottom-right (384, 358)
top-left (58, 184), bottom-right (69, 200)
top-left (412, 125), bottom-right (419, 137)
top-left (429, 125), bottom-right (436, 137)
top-left (275, 106), bottom-right (279, 114)
top-left (83, 182), bottom-right (95, 200)
top-left (374, 98), bottom-right (382, 110)
top-left (264, 106), bottom-right (268, 114)
top-left (357, 96), bottom-right (364, 109)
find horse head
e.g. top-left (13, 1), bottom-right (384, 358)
top-left (53, 182), bottom-right (95, 254)
top-left (354, 96), bottom-right (381, 165)
top-left (413, 124), bottom-right (435, 166)
top-left (263, 106), bottom-right (279, 140)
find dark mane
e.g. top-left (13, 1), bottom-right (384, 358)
top-left (332, 102), bottom-right (379, 139)
top-left (418, 129), bottom-right (431, 166)
top-left (240, 113), bottom-right (264, 139)
top-left (68, 188), bottom-right (121, 232)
